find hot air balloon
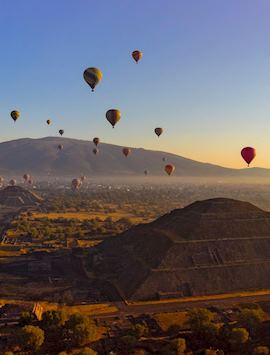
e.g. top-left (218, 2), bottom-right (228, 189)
top-left (0, 177), bottom-right (4, 185)
top-left (106, 109), bottom-right (121, 128)
top-left (165, 164), bottom-right (175, 176)
top-left (132, 50), bottom-right (143, 63)
top-left (155, 127), bottom-right (163, 137)
top-left (28, 179), bottom-right (33, 185)
top-left (57, 144), bottom-right (63, 151)
top-left (144, 170), bottom-right (148, 176)
top-left (162, 157), bottom-right (166, 162)
top-left (71, 178), bottom-right (81, 190)
top-left (83, 67), bottom-right (103, 92)
top-left (93, 137), bottom-right (100, 146)
top-left (10, 110), bottom-right (20, 122)
top-left (23, 174), bottom-right (30, 182)
top-left (59, 129), bottom-right (64, 136)
top-left (46, 119), bottom-right (51, 125)
top-left (93, 148), bottom-right (99, 155)
top-left (9, 179), bottom-right (16, 186)
top-left (241, 147), bottom-right (256, 166)
top-left (122, 148), bottom-right (131, 157)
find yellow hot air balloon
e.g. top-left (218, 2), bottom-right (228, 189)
top-left (83, 67), bottom-right (103, 92)
top-left (11, 110), bottom-right (20, 122)
top-left (106, 109), bottom-right (121, 128)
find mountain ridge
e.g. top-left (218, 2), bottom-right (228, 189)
top-left (0, 136), bottom-right (267, 177)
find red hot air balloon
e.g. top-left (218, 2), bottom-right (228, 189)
top-left (165, 164), bottom-right (175, 176)
top-left (122, 148), bottom-right (131, 157)
top-left (241, 147), bottom-right (256, 166)
top-left (132, 50), bottom-right (143, 63)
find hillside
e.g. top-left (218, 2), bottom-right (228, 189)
top-left (0, 136), bottom-right (267, 177)
top-left (92, 198), bottom-right (270, 300)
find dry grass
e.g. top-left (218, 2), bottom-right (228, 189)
top-left (153, 311), bottom-right (188, 331)
top-left (0, 298), bottom-right (118, 316)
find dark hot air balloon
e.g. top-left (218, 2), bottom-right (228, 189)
top-left (132, 50), bottom-right (143, 63)
top-left (46, 119), bottom-right (51, 125)
top-left (122, 148), bottom-right (131, 157)
top-left (106, 109), bottom-right (121, 128)
top-left (57, 144), bottom-right (63, 151)
top-left (59, 129), bottom-right (64, 136)
top-left (83, 67), bottom-right (103, 92)
top-left (155, 127), bottom-right (163, 137)
top-left (93, 137), bottom-right (100, 146)
top-left (11, 110), bottom-right (20, 122)
top-left (93, 148), bottom-right (99, 155)
top-left (241, 147), bottom-right (256, 166)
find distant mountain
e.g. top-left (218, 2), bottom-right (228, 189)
top-left (0, 136), bottom-right (268, 177)
top-left (92, 198), bottom-right (270, 300)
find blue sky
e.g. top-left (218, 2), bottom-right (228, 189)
top-left (1, 0), bottom-right (270, 168)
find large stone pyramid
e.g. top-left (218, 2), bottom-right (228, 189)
top-left (92, 198), bottom-right (270, 300)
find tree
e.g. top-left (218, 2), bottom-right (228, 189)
top-left (229, 327), bottom-right (249, 350)
top-left (41, 309), bottom-right (68, 331)
top-left (175, 337), bottom-right (186, 354)
top-left (253, 346), bottom-right (269, 355)
top-left (78, 348), bottom-right (97, 355)
top-left (133, 323), bottom-right (149, 338)
top-left (65, 313), bottom-right (97, 346)
top-left (20, 311), bottom-right (35, 326)
top-left (238, 308), bottom-right (264, 335)
top-left (186, 308), bottom-right (214, 332)
top-left (20, 325), bottom-right (44, 351)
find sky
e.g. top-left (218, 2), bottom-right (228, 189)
top-left (1, 0), bottom-right (270, 168)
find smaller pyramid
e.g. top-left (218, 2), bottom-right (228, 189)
top-left (0, 186), bottom-right (43, 207)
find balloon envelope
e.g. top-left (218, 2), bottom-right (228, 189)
top-left (9, 179), bottom-right (16, 186)
top-left (122, 148), bottom-right (131, 157)
top-left (132, 50), bottom-right (143, 63)
top-left (46, 119), bottom-right (51, 125)
top-left (83, 67), bottom-right (103, 91)
top-left (71, 178), bottom-right (81, 190)
top-left (155, 127), bottom-right (163, 137)
top-left (11, 110), bottom-right (20, 122)
top-left (93, 137), bottom-right (100, 146)
top-left (165, 164), bottom-right (175, 176)
top-left (106, 109), bottom-right (121, 128)
top-left (59, 129), bottom-right (64, 136)
top-left (241, 147), bottom-right (256, 166)
top-left (93, 148), bottom-right (99, 155)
